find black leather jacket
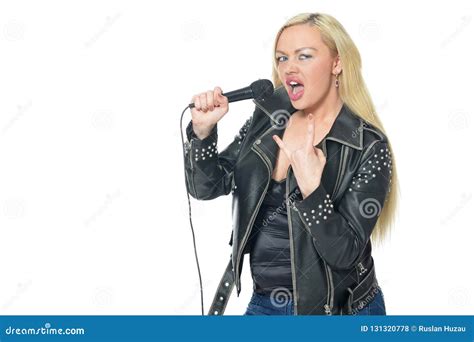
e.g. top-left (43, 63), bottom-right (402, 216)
top-left (183, 86), bottom-right (392, 315)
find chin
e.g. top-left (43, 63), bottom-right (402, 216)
top-left (291, 99), bottom-right (308, 111)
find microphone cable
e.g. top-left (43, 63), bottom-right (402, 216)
top-left (177, 80), bottom-right (274, 315)
top-left (179, 105), bottom-right (205, 315)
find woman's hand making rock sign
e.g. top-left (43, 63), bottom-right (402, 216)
top-left (272, 113), bottom-right (327, 199)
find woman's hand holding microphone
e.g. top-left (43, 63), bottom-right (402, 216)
top-left (190, 87), bottom-right (229, 140)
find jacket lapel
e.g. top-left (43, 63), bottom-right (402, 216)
top-left (253, 86), bottom-right (363, 199)
top-left (250, 86), bottom-right (297, 174)
top-left (251, 85), bottom-right (364, 176)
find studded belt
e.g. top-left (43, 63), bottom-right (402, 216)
top-left (207, 255), bottom-right (379, 315)
top-left (207, 257), bottom-right (234, 315)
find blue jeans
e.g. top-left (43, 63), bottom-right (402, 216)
top-left (244, 291), bottom-right (294, 315)
top-left (243, 287), bottom-right (386, 315)
top-left (351, 285), bottom-right (387, 315)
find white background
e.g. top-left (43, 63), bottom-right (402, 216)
top-left (0, 0), bottom-right (473, 315)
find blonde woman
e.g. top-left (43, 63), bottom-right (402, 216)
top-left (184, 12), bottom-right (398, 315)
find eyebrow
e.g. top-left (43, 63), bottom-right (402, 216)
top-left (275, 47), bottom-right (318, 54)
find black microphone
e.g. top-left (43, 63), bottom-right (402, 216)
top-left (188, 79), bottom-right (274, 109)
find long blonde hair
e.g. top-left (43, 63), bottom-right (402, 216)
top-left (271, 13), bottom-right (399, 245)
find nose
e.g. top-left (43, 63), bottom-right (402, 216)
top-left (284, 57), bottom-right (299, 75)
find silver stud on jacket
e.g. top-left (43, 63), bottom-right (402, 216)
top-left (194, 142), bottom-right (218, 162)
top-left (186, 116), bottom-right (252, 164)
top-left (234, 117), bottom-right (252, 145)
top-left (348, 144), bottom-right (392, 192)
top-left (302, 194), bottom-right (333, 225)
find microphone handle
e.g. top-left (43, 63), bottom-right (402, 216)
top-left (188, 86), bottom-right (253, 109)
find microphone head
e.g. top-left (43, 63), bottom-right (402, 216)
top-left (250, 79), bottom-right (274, 101)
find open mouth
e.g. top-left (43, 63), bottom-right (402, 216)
top-left (286, 79), bottom-right (305, 100)
top-left (289, 81), bottom-right (304, 94)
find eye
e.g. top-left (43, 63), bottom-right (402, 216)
top-left (299, 54), bottom-right (312, 60)
top-left (276, 56), bottom-right (287, 63)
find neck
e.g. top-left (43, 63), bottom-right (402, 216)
top-left (301, 92), bottom-right (343, 125)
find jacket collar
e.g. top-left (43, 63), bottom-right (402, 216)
top-left (253, 85), bottom-right (364, 151)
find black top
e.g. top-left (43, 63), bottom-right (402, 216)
top-left (248, 178), bottom-right (300, 296)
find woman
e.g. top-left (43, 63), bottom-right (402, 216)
top-left (184, 12), bottom-right (398, 315)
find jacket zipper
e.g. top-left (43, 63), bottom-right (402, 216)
top-left (234, 131), bottom-right (273, 294)
top-left (241, 100), bottom-right (352, 315)
top-left (323, 262), bottom-right (335, 315)
top-left (239, 102), bottom-right (300, 312)
top-left (242, 100), bottom-right (329, 314)
top-left (285, 166), bottom-right (299, 315)
top-left (332, 145), bottom-right (348, 197)
top-left (322, 146), bottom-right (348, 315)
top-left (358, 262), bottom-right (367, 276)
top-left (290, 200), bottom-right (334, 315)
top-left (188, 139), bottom-right (199, 198)
top-left (186, 140), bottom-right (193, 170)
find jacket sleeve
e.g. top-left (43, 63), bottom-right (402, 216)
top-left (183, 115), bottom-right (253, 200)
top-left (292, 139), bottom-right (393, 270)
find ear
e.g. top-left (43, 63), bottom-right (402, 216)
top-left (332, 55), bottom-right (342, 74)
